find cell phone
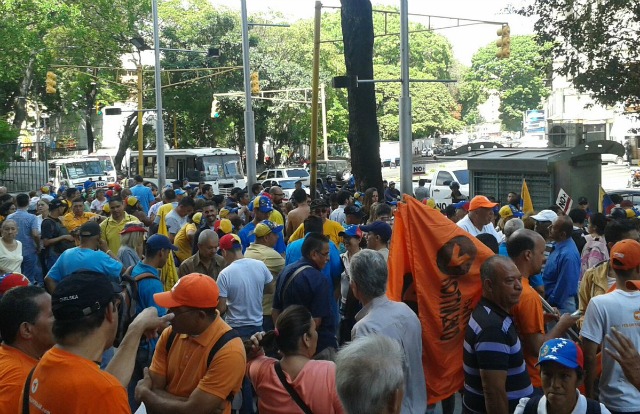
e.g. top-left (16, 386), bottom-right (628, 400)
top-left (570, 310), bottom-right (583, 317)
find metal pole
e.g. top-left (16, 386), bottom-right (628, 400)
top-left (321, 83), bottom-right (328, 161)
top-left (309, 1), bottom-right (322, 198)
top-left (152, 0), bottom-right (166, 190)
top-left (137, 64), bottom-right (144, 176)
top-left (399, 0), bottom-right (413, 196)
top-left (241, 0), bottom-right (257, 190)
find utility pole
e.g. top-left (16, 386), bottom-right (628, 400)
top-left (309, 1), bottom-right (322, 198)
top-left (152, 0), bottom-right (166, 190)
top-left (137, 64), bottom-right (144, 176)
top-left (399, 0), bottom-right (413, 196)
top-left (241, 0), bottom-right (257, 190)
top-left (321, 83), bottom-right (328, 161)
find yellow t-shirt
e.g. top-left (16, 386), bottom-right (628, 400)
top-left (288, 219), bottom-right (343, 247)
top-left (268, 209), bottom-right (284, 226)
top-left (100, 213), bottom-right (137, 253)
top-left (174, 223), bottom-right (197, 263)
top-left (61, 212), bottom-right (98, 233)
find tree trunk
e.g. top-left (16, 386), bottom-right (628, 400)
top-left (114, 113), bottom-right (138, 175)
top-left (12, 54), bottom-right (37, 130)
top-left (340, 0), bottom-right (382, 193)
top-left (85, 84), bottom-right (98, 153)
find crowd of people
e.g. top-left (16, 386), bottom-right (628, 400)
top-left (0, 174), bottom-right (639, 414)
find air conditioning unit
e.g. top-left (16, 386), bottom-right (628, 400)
top-left (548, 122), bottom-right (584, 148)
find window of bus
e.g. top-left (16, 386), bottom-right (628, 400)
top-left (200, 155), bottom-right (243, 180)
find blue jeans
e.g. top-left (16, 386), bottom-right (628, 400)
top-left (233, 325), bottom-right (262, 414)
top-left (21, 252), bottom-right (43, 285)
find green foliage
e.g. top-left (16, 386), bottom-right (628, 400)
top-left (0, 119), bottom-right (20, 170)
top-left (459, 35), bottom-right (551, 131)
top-left (516, 0), bottom-right (640, 110)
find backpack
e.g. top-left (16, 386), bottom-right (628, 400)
top-left (580, 236), bottom-right (609, 281)
top-left (114, 271), bottom-right (157, 347)
top-left (523, 394), bottom-right (601, 414)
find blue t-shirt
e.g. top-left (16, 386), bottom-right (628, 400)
top-left (47, 247), bottom-right (123, 283)
top-left (131, 262), bottom-right (165, 351)
top-left (130, 184), bottom-right (156, 215)
top-left (7, 210), bottom-right (39, 255)
top-left (285, 236), bottom-right (342, 325)
top-left (238, 221), bottom-right (286, 255)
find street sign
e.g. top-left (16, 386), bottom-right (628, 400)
top-left (556, 188), bottom-right (573, 214)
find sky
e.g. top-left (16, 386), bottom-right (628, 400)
top-left (208, 0), bottom-right (536, 65)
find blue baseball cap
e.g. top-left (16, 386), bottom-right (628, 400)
top-left (339, 225), bottom-right (363, 238)
top-left (175, 189), bottom-right (186, 196)
top-left (360, 221), bottom-right (392, 242)
top-left (248, 195), bottom-right (273, 213)
top-left (146, 234), bottom-right (178, 252)
top-left (536, 338), bottom-right (583, 369)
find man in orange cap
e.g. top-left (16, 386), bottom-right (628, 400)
top-left (136, 273), bottom-right (246, 414)
top-left (457, 195), bottom-right (502, 243)
top-left (582, 239), bottom-right (640, 412)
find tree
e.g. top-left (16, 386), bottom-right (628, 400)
top-left (459, 35), bottom-right (551, 131)
top-left (516, 0), bottom-right (640, 110)
top-left (340, 0), bottom-right (383, 192)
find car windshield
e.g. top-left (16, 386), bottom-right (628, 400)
top-left (277, 180), bottom-right (298, 189)
top-left (201, 155), bottom-right (243, 180)
top-left (61, 161), bottom-right (104, 179)
top-left (286, 169), bottom-right (309, 178)
top-left (454, 170), bottom-right (470, 185)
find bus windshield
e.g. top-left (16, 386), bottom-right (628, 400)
top-left (201, 155), bottom-right (243, 180)
top-left (62, 161), bottom-right (104, 179)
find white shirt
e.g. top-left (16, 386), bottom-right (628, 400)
top-left (329, 205), bottom-right (346, 226)
top-left (457, 214), bottom-right (502, 243)
top-left (217, 258), bottom-right (273, 327)
top-left (514, 392), bottom-right (610, 414)
top-left (0, 240), bottom-right (23, 273)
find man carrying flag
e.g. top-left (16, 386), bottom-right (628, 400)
top-left (599, 186), bottom-right (615, 215)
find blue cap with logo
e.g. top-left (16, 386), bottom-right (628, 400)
top-left (536, 338), bottom-right (583, 369)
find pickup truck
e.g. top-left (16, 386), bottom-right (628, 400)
top-left (419, 169), bottom-right (470, 209)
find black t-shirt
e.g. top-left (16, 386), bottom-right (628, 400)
top-left (41, 217), bottom-right (74, 254)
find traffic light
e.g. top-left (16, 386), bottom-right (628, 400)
top-left (250, 72), bottom-right (260, 95)
top-left (496, 24), bottom-right (511, 59)
top-left (211, 99), bottom-right (220, 118)
top-left (46, 72), bottom-right (57, 94)
top-left (96, 103), bottom-right (104, 115)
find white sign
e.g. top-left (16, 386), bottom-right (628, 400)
top-left (413, 164), bottom-right (425, 175)
top-left (556, 188), bottom-right (573, 214)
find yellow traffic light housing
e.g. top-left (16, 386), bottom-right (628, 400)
top-left (211, 98), bottom-right (220, 118)
top-left (250, 72), bottom-right (260, 95)
top-left (46, 71), bottom-right (57, 94)
top-left (496, 24), bottom-right (511, 59)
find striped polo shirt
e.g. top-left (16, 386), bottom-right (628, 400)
top-left (462, 297), bottom-right (533, 413)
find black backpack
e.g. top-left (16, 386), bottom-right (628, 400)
top-left (523, 394), bottom-right (601, 414)
top-left (114, 272), bottom-right (157, 347)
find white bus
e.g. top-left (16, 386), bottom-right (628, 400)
top-left (49, 157), bottom-right (116, 189)
top-left (130, 148), bottom-right (246, 195)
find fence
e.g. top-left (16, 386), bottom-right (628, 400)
top-left (0, 142), bottom-right (50, 193)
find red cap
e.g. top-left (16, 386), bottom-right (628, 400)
top-left (219, 233), bottom-right (241, 250)
top-left (153, 273), bottom-right (219, 309)
top-left (0, 273), bottom-right (30, 295)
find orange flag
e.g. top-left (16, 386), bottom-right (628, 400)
top-left (388, 196), bottom-right (495, 405)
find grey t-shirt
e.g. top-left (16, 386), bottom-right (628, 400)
top-left (165, 209), bottom-right (188, 235)
top-left (581, 289), bottom-right (640, 411)
top-left (118, 245), bottom-right (140, 269)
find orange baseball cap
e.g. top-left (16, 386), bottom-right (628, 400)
top-left (469, 195), bottom-right (498, 211)
top-left (153, 273), bottom-right (219, 309)
top-left (610, 239), bottom-right (640, 271)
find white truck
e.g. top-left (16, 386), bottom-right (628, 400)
top-left (420, 168), bottom-right (470, 209)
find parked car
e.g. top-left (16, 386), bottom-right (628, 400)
top-left (257, 168), bottom-right (310, 186)
top-left (607, 189), bottom-right (640, 205)
top-left (421, 147), bottom-right (434, 157)
top-left (316, 159), bottom-right (351, 184)
top-left (261, 179), bottom-right (310, 200)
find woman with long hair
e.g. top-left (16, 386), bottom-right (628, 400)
top-left (361, 187), bottom-right (379, 224)
top-left (246, 305), bottom-right (344, 414)
top-left (0, 219), bottom-right (23, 273)
top-left (117, 222), bottom-right (146, 269)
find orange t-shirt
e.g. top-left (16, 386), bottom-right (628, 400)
top-left (22, 347), bottom-right (129, 413)
top-left (0, 344), bottom-right (38, 413)
top-left (247, 356), bottom-right (344, 414)
top-left (150, 314), bottom-right (246, 414)
top-left (511, 278), bottom-right (545, 388)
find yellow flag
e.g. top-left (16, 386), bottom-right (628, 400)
top-left (157, 207), bottom-right (179, 291)
top-left (521, 179), bottom-right (534, 214)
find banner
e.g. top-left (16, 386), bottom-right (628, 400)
top-left (521, 179), bottom-right (534, 214)
top-left (388, 196), bottom-right (494, 404)
top-left (555, 188), bottom-right (573, 214)
top-left (157, 204), bottom-right (179, 291)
